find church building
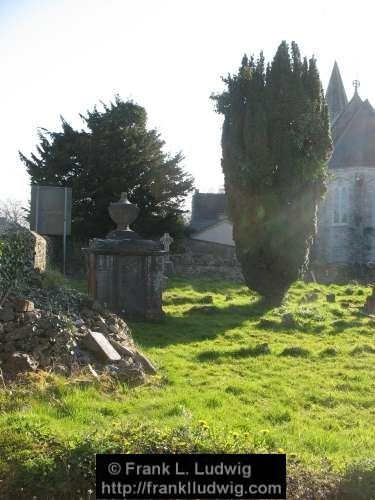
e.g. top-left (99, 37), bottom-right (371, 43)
top-left (190, 62), bottom-right (375, 280)
top-left (315, 62), bottom-right (375, 276)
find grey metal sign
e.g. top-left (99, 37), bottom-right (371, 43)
top-left (30, 186), bottom-right (72, 235)
top-left (30, 185), bottom-right (72, 274)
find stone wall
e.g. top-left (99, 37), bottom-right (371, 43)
top-left (170, 239), bottom-right (244, 282)
top-left (313, 167), bottom-right (375, 283)
top-left (316, 167), bottom-right (375, 267)
top-left (0, 218), bottom-right (48, 271)
top-left (311, 263), bottom-right (375, 285)
top-left (33, 231), bottom-right (48, 270)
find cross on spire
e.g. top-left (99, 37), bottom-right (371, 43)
top-left (353, 79), bottom-right (361, 93)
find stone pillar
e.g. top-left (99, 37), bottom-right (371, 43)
top-left (83, 193), bottom-right (166, 321)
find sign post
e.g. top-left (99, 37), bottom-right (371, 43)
top-left (63, 187), bottom-right (68, 275)
top-left (30, 185), bottom-right (72, 274)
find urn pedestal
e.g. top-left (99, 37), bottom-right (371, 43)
top-left (83, 193), bottom-right (166, 321)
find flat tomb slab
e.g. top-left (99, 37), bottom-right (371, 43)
top-left (83, 331), bottom-right (122, 362)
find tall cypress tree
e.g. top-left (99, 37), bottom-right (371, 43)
top-left (212, 41), bottom-right (331, 303)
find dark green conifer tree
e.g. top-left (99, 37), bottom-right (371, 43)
top-left (20, 97), bottom-right (194, 239)
top-left (212, 41), bottom-right (331, 303)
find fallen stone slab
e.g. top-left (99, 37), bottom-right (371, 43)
top-left (108, 338), bottom-right (136, 358)
top-left (81, 330), bottom-right (122, 362)
top-left (132, 351), bottom-right (157, 375)
top-left (109, 338), bottom-right (156, 374)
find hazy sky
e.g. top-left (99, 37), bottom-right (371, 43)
top-left (1, 0), bottom-right (374, 206)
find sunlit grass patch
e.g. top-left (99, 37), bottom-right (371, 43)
top-left (0, 278), bottom-right (375, 497)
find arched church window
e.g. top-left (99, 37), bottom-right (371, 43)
top-left (333, 186), bottom-right (349, 225)
top-left (341, 187), bottom-right (348, 223)
top-left (333, 188), bottom-right (340, 224)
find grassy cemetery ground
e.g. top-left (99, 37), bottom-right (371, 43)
top-left (1, 277), bottom-right (375, 497)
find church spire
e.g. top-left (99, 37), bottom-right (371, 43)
top-left (326, 61), bottom-right (348, 124)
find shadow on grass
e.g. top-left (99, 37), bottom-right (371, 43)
top-left (196, 343), bottom-right (271, 363)
top-left (330, 319), bottom-right (363, 331)
top-left (350, 344), bottom-right (375, 355)
top-left (319, 347), bottom-right (338, 357)
top-left (279, 346), bottom-right (311, 358)
top-left (186, 278), bottom-right (251, 295)
top-left (257, 318), bottom-right (281, 330)
top-left (257, 317), bottom-right (325, 334)
top-left (184, 305), bottom-right (222, 315)
top-left (130, 299), bottom-right (275, 349)
top-left (338, 459), bottom-right (375, 499)
top-left (164, 295), bottom-right (214, 306)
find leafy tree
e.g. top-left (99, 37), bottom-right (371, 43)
top-left (212, 41), bottom-right (331, 303)
top-left (0, 199), bottom-right (28, 227)
top-left (20, 97), bottom-right (194, 239)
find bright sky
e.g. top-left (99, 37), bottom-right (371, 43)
top-left (1, 0), bottom-right (374, 207)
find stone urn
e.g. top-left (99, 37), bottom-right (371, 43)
top-left (108, 192), bottom-right (140, 231)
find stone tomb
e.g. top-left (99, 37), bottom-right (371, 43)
top-left (84, 193), bottom-right (166, 321)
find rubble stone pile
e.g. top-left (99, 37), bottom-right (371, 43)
top-left (0, 281), bottom-right (156, 384)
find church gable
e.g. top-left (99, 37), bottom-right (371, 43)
top-left (330, 100), bottom-right (375, 168)
top-left (325, 63), bottom-right (375, 169)
top-left (316, 63), bottom-right (375, 269)
top-left (331, 91), bottom-right (363, 144)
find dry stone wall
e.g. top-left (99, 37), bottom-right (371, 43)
top-left (171, 239), bottom-right (244, 282)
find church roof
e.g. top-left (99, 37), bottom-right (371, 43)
top-left (326, 60), bottom-right (375, 169)
top-left (190, 191), bottom-right (228, 231)
top-left (329, 98), bottom-right (375, 168)
top-left (326, 61), bottom-right (348, 124)
top-left (331, 90), bottom-right (363, 144)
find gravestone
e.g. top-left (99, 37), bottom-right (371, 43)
top-left (160, 233), bottom-right (174, 259)
top-left (160, 232), bottom-right (174, 275)
top-left (83, 193), bottom-right (166, 320)
top-left (364, 287), bottom-right (375, 314)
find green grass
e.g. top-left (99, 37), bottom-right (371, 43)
top-left (134, 279), bottom-right (375, 465)
top-left (1, 277), bottom-right (375, 497)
